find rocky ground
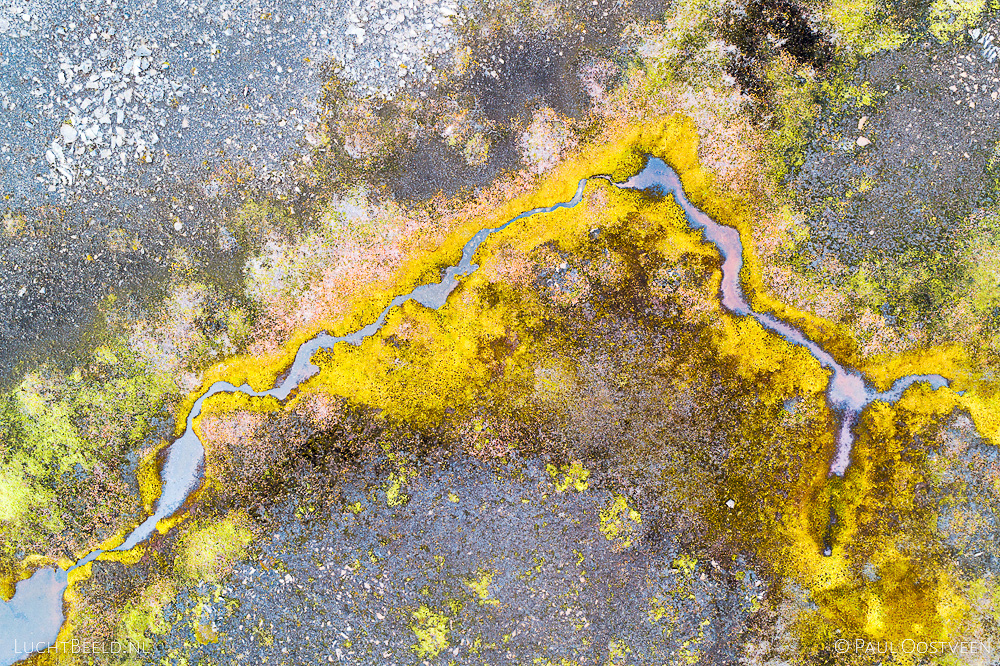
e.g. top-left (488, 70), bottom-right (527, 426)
top-left (144, 455), bottom-right (765, 666)
top-left (778, 14), bottom-right (1000, 342)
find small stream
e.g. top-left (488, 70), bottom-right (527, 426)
top-left (0, 157), bottom-right (949, 663)
top-left (620, 159), bottom-right (948, 477)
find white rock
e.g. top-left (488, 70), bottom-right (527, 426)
top-left (725, 499), bottom-right (736, 509)
top-left (136, 44), bottom-right (152, 57)
top-left (60, 124), bottom-right (78, 143)
top-left (0, 18), bottom-right (9, 32)
top-left (346, 25), bottom-right (365, 43)
top-left (856, 136), bottom-right (871, 147)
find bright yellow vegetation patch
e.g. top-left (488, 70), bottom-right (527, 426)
top-left (547, 461), bottom-right (590, 493)
top-left (599, 494), bottom-right (642, 551)
top-left (174, 511), bottom-right (254, 582)
top-left (410, 604), bottom-right (450, 659)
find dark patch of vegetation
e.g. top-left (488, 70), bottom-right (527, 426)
top-left (721, 0), bottom-right (834, 97)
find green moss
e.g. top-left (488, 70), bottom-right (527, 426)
top-left (384, 467), bottom-right (416, 507)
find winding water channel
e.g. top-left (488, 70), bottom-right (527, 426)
top-left (0, 157), bottom-right (950, 663)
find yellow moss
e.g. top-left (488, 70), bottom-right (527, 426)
top-left (673, 553), bottom-right (698, 578)
top-left (136, 439), bottom-right (169, 515)
top-left (410, 605), bottom-right (450, 659)
top-left (600, 494), bottom-right (642, 550)
top-left (547, 461), bottom-right (591, 493)
top-left (166, 120), bottom-right (650, 430)
top-left (928, 0), bottom-right (986, 42)
top-left (0, 467), bottom-right (32, 523)
top-left (134, 113), bottom-right (999, 657)
top-left (826, 0), bottom-right (909, 56)
top-left (174, 511), bottom-right (254, 582)
top-left (194, 621), bottom-right (219, 645)
top-left (606, 638), bottom-right (632, 666)
top-left (464, 570), bottom-right (500, 606)
top-left (862, 344), bottom-right (967, 393)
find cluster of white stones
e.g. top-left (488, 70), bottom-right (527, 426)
top-left (332, 0), bottom-right (464, 97)
top-left (39, 39), bottom-right (188, 192)
top-left (970, 27), bottom-right (998, 63)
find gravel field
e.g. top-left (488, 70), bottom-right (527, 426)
top-left (136, 455), bottom-right (765, 666)
top-left (0, 0), bottom-right (470, 383)
top-left (792, 18), bottom-right (1000, 265)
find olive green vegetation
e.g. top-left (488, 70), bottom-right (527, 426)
top-left (0, 335), bottom-right (175, 598)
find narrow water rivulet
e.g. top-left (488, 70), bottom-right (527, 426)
top-left (0, 156), bottom-right (950, 663)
